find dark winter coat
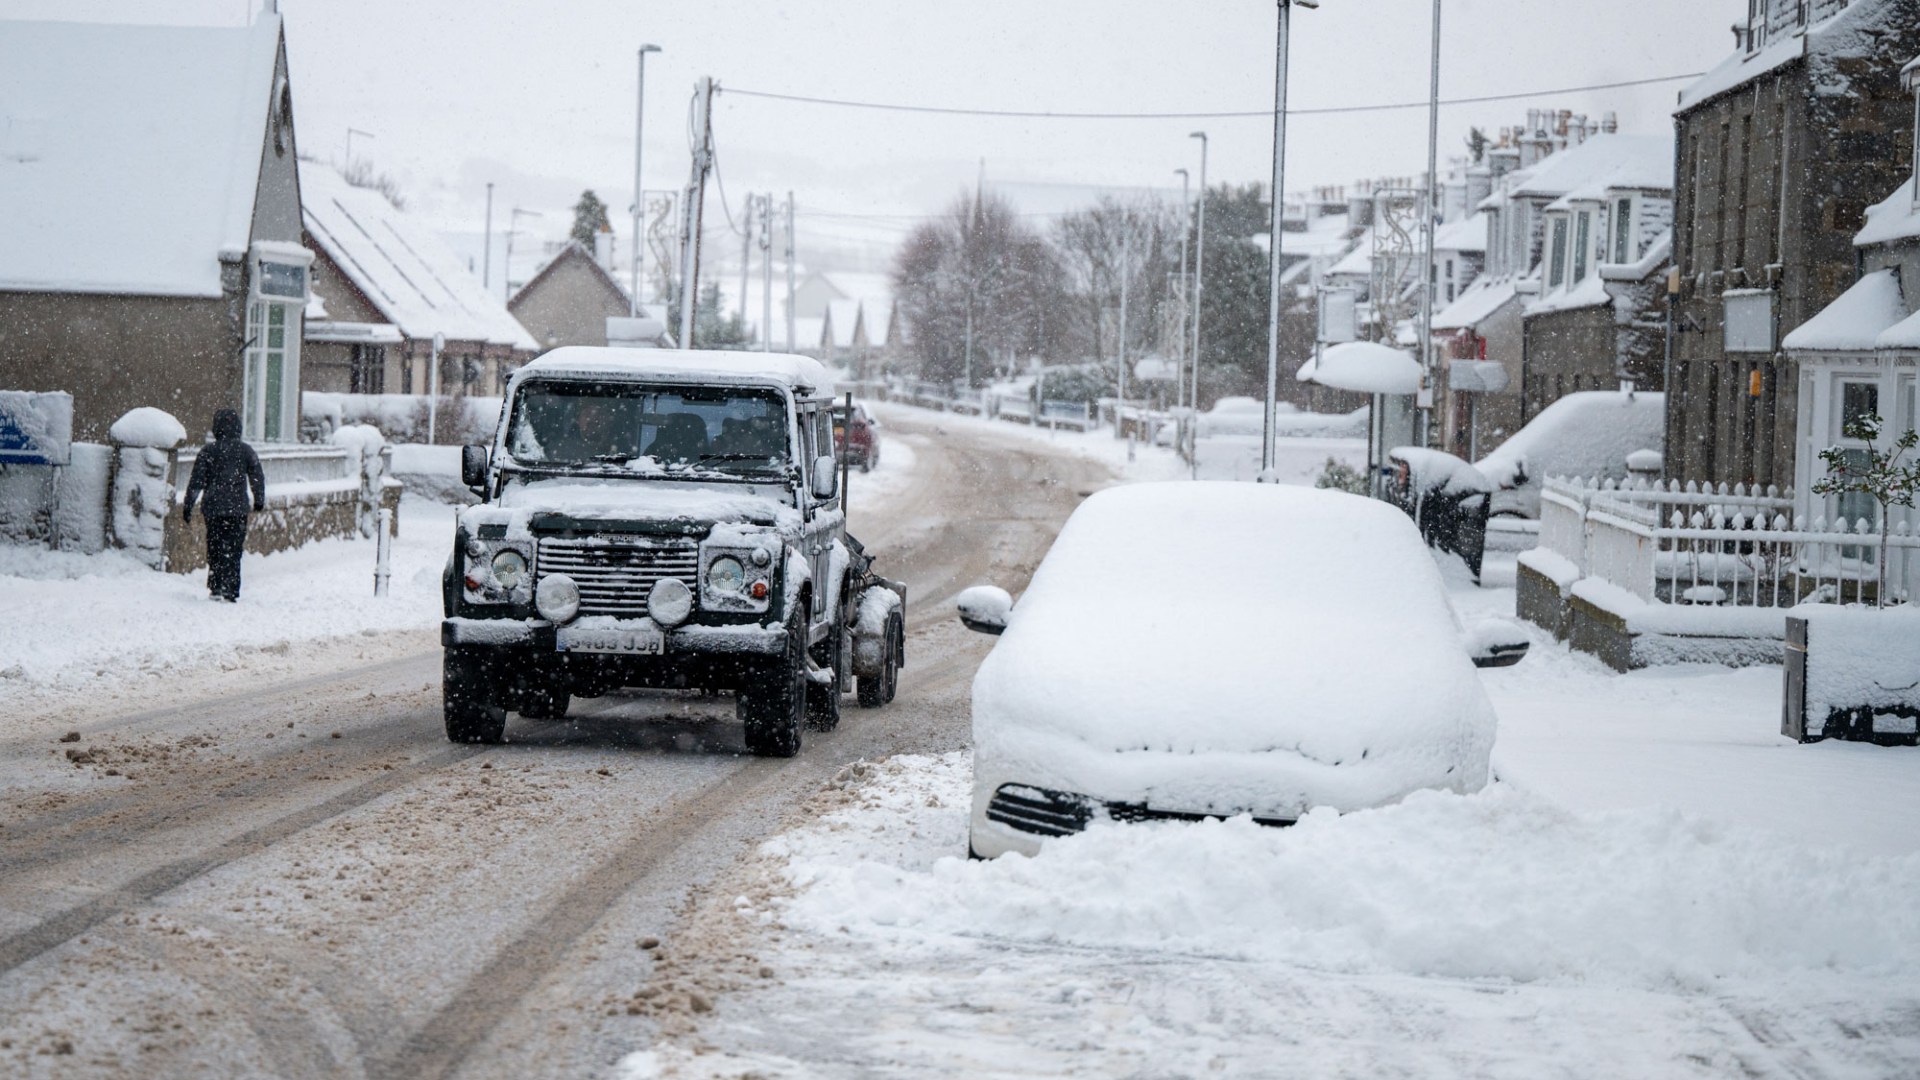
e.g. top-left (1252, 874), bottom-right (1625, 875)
top-left (184, 409), bottom-right (267, 520)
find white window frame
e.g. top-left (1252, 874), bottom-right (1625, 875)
top-left (243, 243), bottom-right (312, 443)
top-left (1829, 376), bottom-right (1884, 530)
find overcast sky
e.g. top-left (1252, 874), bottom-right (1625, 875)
top-left (6, 0), bottom-right (1743, 282)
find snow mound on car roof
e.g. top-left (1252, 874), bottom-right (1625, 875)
top-left (970, 482), bottom-right (1495, 813)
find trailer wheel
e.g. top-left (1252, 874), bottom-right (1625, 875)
top-left (857, 611), bottom-right (901, 707)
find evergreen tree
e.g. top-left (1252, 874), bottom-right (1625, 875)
top-left (570, 190), bottom-right (613, 250)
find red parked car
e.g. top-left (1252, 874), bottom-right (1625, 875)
top-left (832, 401), bottom-right (882, 472)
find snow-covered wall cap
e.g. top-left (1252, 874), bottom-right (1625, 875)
top-left (300, 160), bottom-right (538, 352)
top-left (1782, 269), bottom-right (1906, 352)
top-left (109, 407), bottom-right (187, 449)
top-left (515, 347), bottom-right (836, 397)
top-left (1854, 175), bottom-right (1920, 249)
top-left (0, 15), bottom-right (283, 297)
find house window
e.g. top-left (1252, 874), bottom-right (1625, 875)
top-left (1833, 380), bottom-right (1881, 529)
top-left (1548, 216), bottom-right (1568, 288)
top-left (1613, 197), bottom-right (1634, 263)
top-left (1573, 211), bottom-right (1592, 283)
top-left (349, 344), bottom-right (385, 395)
top-left (243, 300), bottom-right (295, 441)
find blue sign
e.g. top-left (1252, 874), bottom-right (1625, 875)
top-left (0, 391), bottom-right (73, 466)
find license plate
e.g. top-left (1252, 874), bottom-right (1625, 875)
top-left (557, 623), bottom-right (664, 655)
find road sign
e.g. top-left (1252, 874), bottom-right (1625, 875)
top-left (0, 390), bottom-right (73, 466)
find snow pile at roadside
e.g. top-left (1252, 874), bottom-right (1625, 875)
top-left (766, 753), bottom-right (1920, 989)
top-left (0, 497), bottom-right (452, 696)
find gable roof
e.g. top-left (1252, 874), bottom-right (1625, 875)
top-left (0, 14), bottom-right (285, 296)
top-left (1506, 134), bottom-right (1673, 202)
top-left (511, 240), bottom-right (631, 309)
top-left (301, 159), bottom-right (536, 351)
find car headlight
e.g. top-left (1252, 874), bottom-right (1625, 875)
top-left (706, 556), bottom-right (746, 594)
top-left (491, 549), bottom-right (528, 590)
top-left (536, 573), bottom-right (580, 624)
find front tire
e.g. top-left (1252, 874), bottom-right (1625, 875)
top-left (444, 648), bottom-right (507, 744)
top-left (741, 616), bottom-right (805, 757)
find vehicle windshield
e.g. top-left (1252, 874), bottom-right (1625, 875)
top-left (506, 381), bottom-right (789, 478)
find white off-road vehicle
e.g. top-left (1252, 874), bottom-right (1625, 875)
top-left (441, 348), bottom-right (904, 755)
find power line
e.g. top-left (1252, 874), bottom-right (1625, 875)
top-left (720, 72), bottom-right (1704, 121)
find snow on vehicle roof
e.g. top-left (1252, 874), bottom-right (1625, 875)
top-left (1389, 447), bottom-right (1494, 496)
top-left (301, 161), bottom-right (537, 351)
top-left (0, 15), bottom-right (283, 297)
top-left (971, 482), bottom-right (1495, 804)
top-left (515, 347), bottom-right (835, 395)
top-left (1302, 342), bottom-right (1421, 395)
top-left (1782, 269), bottom-right (1907, 352)
top-left (1476, 390), bottom-right (1665, 490)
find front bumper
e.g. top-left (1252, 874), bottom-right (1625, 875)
top-left (441, 616), bottom-right (787, 655)
top-left (970, 781), bottom-right (1296, 859)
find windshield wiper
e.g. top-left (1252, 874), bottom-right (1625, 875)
top-left (697, 453), bottom-right (780, 462)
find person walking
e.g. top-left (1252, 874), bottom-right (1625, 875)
top-left (182, 408), bottom-right (267, 602)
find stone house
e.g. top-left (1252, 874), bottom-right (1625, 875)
top-left (1782, 55), bottom-right (1920, 541)
top-left (1665, 0), bottom-right (1920, 492)
top-left (0, 11), bottom-right (311, 444)
top-left (300, 160), bottom-right (535, 401)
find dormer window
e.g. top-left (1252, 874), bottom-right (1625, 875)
top-left (1612, 196), bottom-right (1635, 263)
top-left (1547, 214), bottom-right (1569, 288)
top-left (1572, 210), bottom-right (1592, 283)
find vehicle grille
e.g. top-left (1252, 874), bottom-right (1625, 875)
top-left (536, 535), bottom-right (700, 617)
top-left (987, 783), bottom-right (1295, 838)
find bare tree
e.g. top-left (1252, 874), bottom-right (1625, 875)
top-left (1051, 198), bottom-right (1180, 379)
top-left (893, 191), bottom-right (1067, 388)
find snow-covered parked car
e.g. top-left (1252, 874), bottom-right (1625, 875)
top-left (956, 482), bottom-right (1519, 859)
top-left (442, 348), bottom-right (905, 755)
top-left (1474, 389), bottom-right (1665, 518)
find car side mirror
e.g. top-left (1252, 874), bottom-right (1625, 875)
top-left (810, 454), bottom-right (838, 500)
top-left (957, 585), bottom-right (1013, 636)
top-left (461, 444), bottom-right (489, 490)
top-left (1468, 618), bottom-right (1530, 668)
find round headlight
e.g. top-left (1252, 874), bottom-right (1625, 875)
top-left (491, 549), bottom-right (527, 590)
top-left (707, 556), bottom-right (746, 594)
top-left (648, 577), bottom-right (693, 627)
top-left (536, 573), bottom-right (580, 624)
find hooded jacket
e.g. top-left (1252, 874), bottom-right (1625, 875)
top-left (184, 409), bottom-right (267, 519)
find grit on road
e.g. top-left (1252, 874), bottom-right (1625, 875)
top-left (0, 409), bottom-right (1114, 1079)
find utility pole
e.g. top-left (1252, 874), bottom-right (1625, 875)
top-left (631, 44), bottom-right (661, 317)
top-left (1118, 229), bottom-right (1131, 435)
top-left (677, 77), bottom-right (715, 350)
top-left (1261, 0), bottom-right (1318, 481)
top-left (1417, 0), bottom-right (1443, 446)
top-left (1189, 131), bottom-right (1209, 414)
top-left (482, 182), bottom-right (493, 289)
top-left (739, 192), bottom-right (755, 344)
top-left (760, 193), bottom-right (774, 353)
top-left (1174, 167), bottom-right (1190, 409)
top-left (785, 192), bottom-right (797, 351)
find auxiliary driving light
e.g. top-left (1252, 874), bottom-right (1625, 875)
top-left (648, 577), bottom-right (693, 627)
top-left (536, 573), bottom-right (581, 624)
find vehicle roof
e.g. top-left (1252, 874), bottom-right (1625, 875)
top-left (514, 347), bottom-right (836, 397)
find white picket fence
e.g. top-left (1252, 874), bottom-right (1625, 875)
top-left (1539, 476), bottom-right (1920, 608)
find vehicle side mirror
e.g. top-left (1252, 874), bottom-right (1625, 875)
top-left (957, 585), bottom-right (1013, 636)
top-left (461, 444), bottom-right (489, 490)
top-left (1468, 618), bottom-right (1530, 668)
top-left (810, 454), bottom-right (838, 500)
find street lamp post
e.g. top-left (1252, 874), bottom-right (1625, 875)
top-left (1174, 167), bottom-right (1190, 410)
top-left (1417, 0), bottom-right (1442, 446)
top-left (1189, 131), bottom-right (1208, 416)
top-left (504, 207), bottom-right (542, 303)
top-left (631, 44), bottom-right (662, 317)
top-left (1259, 0), bottom-right (1318, 481)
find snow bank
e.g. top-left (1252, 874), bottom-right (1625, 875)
top-left (971, 483), bottom-right (1495, 820)
top-left (770, 754), bottom-right (1920, 988)
top-left (108, 407), bottom-right (185, 449)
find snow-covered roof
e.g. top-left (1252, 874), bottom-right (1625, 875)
top-left (826, 299), bottom-right (863, 349)
top-left (1782, 269), bottom-right (1907, 352)
top-left (1303, 342), bottom-right (1421, 395)
top-left (1677, 33), bottom-right (1807, 113)
top-left (1432, 214), bottom-right (1488, 254)
top-left (1526, 274), bottom-right (1612, 318)
top-left (513, 240), bottom-right (630, 306)
top-left (1507, 135), bottom-right (1673, 201)
top-left (1432, 278), bottom-right (1520, 332)
top-left (301, 160), bottom-right (537, 351)
top-left (1854, 175), bottom-right (1920, 249)
top-left (1677, 0), bottom-right (1888, 113)
top-left (0, 15), bottom-right (284, 297)
top-left (1327, 228), bottom-right (1376, 278)
top-left (513, 347), bottom-right (835, 397)
top-left (1881, 308), bottom-right (1920, 351)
